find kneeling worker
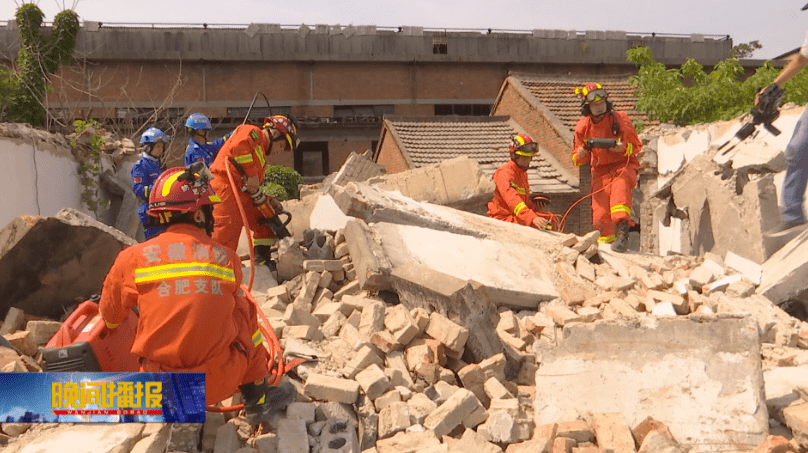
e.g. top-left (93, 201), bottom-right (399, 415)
top-left (488, 133), bottom-right (559, 230)
top-left (99, 165), bottom-right (295, 427)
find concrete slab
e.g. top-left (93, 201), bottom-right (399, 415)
top-left (328, 182), bottom-right (561, 255)
top-left (0, 208), bottom-right (136, 320)
top-left (663, 154), bottom-right (777, 263)
top-left (375, 222), bottom-right (557, 308)
top-left (758, 228), bottom-right (808, 305)
top-left (534, 315), bottom-right (767, 452)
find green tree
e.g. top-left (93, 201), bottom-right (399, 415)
top-left (0, 4), bottom-right (79, 125)
top-left (730, 40), bottom-right (763, 59)
top-left (262, 165), bottom-right (304, 201)
top-left (626, 46), bottom-right (808, 127)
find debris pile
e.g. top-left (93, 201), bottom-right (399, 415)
top-left (1, 130), bottom-right (808, 452)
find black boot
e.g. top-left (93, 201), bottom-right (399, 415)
top-left (611, 220), bottom-right (630, 253)
top-left (239, 378), bottom-right (296, 425)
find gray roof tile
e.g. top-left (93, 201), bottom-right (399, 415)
top-left (385, 116), bottom-right (576, 193)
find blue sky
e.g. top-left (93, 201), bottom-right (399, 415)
top-left (0, 0), bottom-right (806, 60)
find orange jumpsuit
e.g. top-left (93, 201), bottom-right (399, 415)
top-left (99, 223), bottom-right (268, 405)
top-left (209, 124), bottom-right (274, 252)
top-left (572, 110), bottom-right (641, 243)
top-left (487, 159), bottom-right (558, 229)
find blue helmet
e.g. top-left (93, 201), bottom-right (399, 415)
top-left (185, 113), bottom-right (212, 131)
top-left (140, 127), bottom-right (169, 145)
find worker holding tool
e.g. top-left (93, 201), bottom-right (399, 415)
top-left (184, 112), bottom-right (232, 168)
top-left (99, 165), bottom-right (296, 439)
top-left (760, 5), bottom-right (808, 238)
top-left (131, 127), bottom-right (168, 240)
top-left (488, 133), bottom-right (559, 230)
top-left (571, 82), bottom-right (642, 253)
top-left (209, 115), bottom-right (299, 266)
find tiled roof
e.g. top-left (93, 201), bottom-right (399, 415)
top-left (382, 116), bottom-right (577, 193)
top-left (508, 73), bottom-right (654, 132)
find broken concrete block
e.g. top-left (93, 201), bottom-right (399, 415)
top-left (483, 377), bottom-right (514, 400)
top-left (355, 364), bottom-right (392, 401)
top-left (283, 305), bottom-right (321, 328)
top-left (385, 351), bottom-right (415, 388)
top-left (318, 418), bottom-right (359, 453)
top-left (638, 429), bottom-right (685, 453)
top-left (688, 265), bottom-right (715, 288)
top-left (377, 401), bottom-right (411, 439)
top-left (304, 373), bottom-right (360, 404)
top-left (454, 427), bottom-right (504, 453)
top-left (0, 209), bottom-right (136, 321)
top-left (725, 251), bottom-right (762, 285)
top-left (0, 307), bottom-right (25, 335)
top-left (374, 430), bottom-right (441, 453)
top-left (25, 320), bottom-right (62, 347)
top-left (556, 419), bottom-right (594, 443)
top-left (424, 313), bottom-right (469, 355)
top-left (407, 392), bottom-right (438, 424)
top-left (590, 412), bottom-right (635, 453)
top-left (277, 237), bottom-right (305, 282)
top-left (424, 388), bottom-right (483, 437)
top-left (544, 304), bottom-right (582, 326)
top-left (535, 315), bottom-right (768, 452)
top-left (783, 402), bottom-right (808, 449)
top-left (277, 418), bottom-right (308, 453)
top-left (282, 324), bottom-right (324, 341)
top-left (479, 353), bottom-right (507, 382)
top-left (342, 219), bottom-right (391, 291)
top-left (359, 300), bottom-right (386, 337)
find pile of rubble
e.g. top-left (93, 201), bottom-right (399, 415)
top-left (1, 158), bottom-right (808, 453)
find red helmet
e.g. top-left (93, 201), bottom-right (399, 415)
top-left (147, 166), bottom-right (221, 217)
top-left (263, 115), bottom-right (300, 151)
top-left (575, 82), bottom-right (608, 105)
top-left (509, 133), bottom-right (538, 157)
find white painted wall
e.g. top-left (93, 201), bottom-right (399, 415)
top-left (0, 136), bottom-right (90, 230)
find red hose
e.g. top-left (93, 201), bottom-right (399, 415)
top-left (558, 153), bottom-right (632, 233)
top-left (204, 163), bottom-right (303, 413)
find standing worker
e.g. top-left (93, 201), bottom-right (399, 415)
top-left (209, 115), bottom-right (299, 266)
top-left (571, 83), bottom-right (642, 253)
top-left (488, 133), bottom-right (559, 230)
top-left (131, 127), bottom-right (168, 240)
top-left (100, 166), bottom-right (295, 449)
top-left (760, 4), bottom-right (808, 238)
top-left (184, 112), bottom-right (232, 168)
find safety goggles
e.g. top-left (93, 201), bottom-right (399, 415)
top-left (514, 142), bottom-right (538, 157)
top-left (583, 88), bottom-right (608, 104)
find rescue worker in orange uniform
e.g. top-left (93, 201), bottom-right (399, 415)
top-left (209, 115), bottom-right (298, 266)
top-left (488, 134), bottom-right (559, 230)
top-left (99, 165), bottom-right (295, 429)
top-left (571, 82), bottom-right (642, 253)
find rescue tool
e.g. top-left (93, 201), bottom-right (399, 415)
top-left (717, 83), bottom-right (784, 155)
top-left (227, 156), bottom-right (292, 239)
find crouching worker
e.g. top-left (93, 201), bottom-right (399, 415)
top-left (488, 133), bottom-right (559, 230)
top-left (99, 165), bottom-right (295, 429)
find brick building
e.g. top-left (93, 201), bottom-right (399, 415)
top-left (0, 22), bottom-right (733, 182)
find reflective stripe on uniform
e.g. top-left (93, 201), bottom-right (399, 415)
top-left (234, 154), bottom-right (253, 165)
top-left (252, 329), bottom-right (263, 347)
top-left (572, 154), bottom-right (583, 166)
top-left (509, 182), bottom-right (527, 195)
top-left (256, 146), bottom-right (265, 168)
top-left (514, 202), bottom-right (527, 216)
top-left (252, 237), bottom-right (277, 247)
top-left (610, 204), bottom-right (632, 215)
top-left (134, 262), bottom-right (236, 283)
top-left (624, 142), bottom-right (634, 156)
top-left (598, 234), bottom-right (616, 244)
